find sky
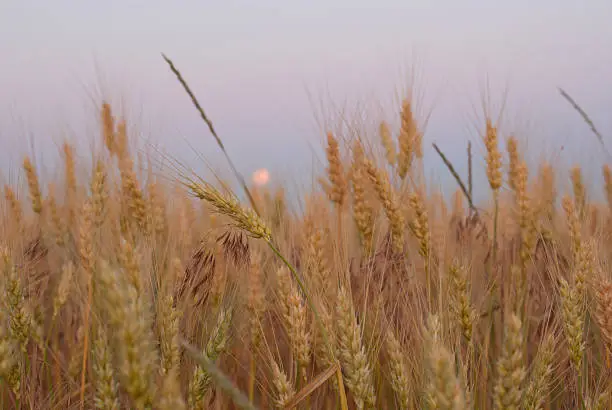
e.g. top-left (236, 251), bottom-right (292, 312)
top-left (1, 1), bottom-right (611, 201)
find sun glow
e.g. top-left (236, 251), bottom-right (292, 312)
top-left (252, 168), bottom-right (270, 186)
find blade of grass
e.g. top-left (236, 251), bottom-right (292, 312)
top-left (558, 87), bottom-right (611, 160)
top-left (432, 142), bottom-right (478, 215)
top-left (162, 53), bottom-right (261, 216)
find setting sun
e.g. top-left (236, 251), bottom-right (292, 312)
top-left (252, 168), bottom-right (270, 186)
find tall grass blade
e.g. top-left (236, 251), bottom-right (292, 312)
top-left (162, 53), bottom-right (261, 215)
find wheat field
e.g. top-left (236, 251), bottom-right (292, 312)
top-left (1, 66), bottom-right (611, 410)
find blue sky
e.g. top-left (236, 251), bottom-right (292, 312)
top-left (1, 1), bottom-right (611, 200)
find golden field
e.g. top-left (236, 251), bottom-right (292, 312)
top-left (0, 67), bottom-right (610, 410)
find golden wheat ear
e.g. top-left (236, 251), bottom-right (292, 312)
top-left (325, 131), bottom-right (347, 208)
top-left (378, 120), bottom-right (397, 167)
top-left (350, 140), bottom-right (375, 254)
top-left (493, 313), bottom-right (526, 410)
top-left (188, 306), bottom-right (234, 409)
top-left (23, 156), bottom-right (42, 215)
top-left (559, 278), bottom-right (585, 375)
top-left (523, 333), bottom-right (555, 410)
top-left (364, 159), bottom-right (404, 254)
top-left (276, 266), bottom-right (311, 385)
top-left (270, 359), bottom-right (296, 409)
top-left (335, 286), bottom-right (377, 409)
top-left (424, 314), bottom-right (467, 410)
top-left (385, 328), bottom-right (411, 410)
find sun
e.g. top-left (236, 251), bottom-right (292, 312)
top-left (252, 168), bottom-right (270, 186)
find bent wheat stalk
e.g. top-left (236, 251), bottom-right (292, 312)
top-left (162, 53), bottom-right (261, 215)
